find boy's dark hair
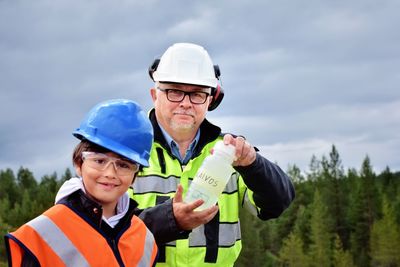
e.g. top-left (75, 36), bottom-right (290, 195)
top-left (72, 140), bottom-right (110, 168)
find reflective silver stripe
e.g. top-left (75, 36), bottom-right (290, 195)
top-left (134, 172), bottom-right (238, 194)
top-left (137, 228), bottom-right (156, 267)
top-left (222, 173), bottom-right (239, 194)
top-left (27, 215), bottom-right (89, 266)
top-left (243, 190), bottom-right (259, 216)
top-left (189, 225), bottom-right (205, 246)
top-left (133, 175), bottom-right (179, 194)
top-left (165, 240), bottom-right (176, 246)
top-left (189, 223), bottom-right (241, 247)
top-left (219, 222), bottom-right (241, 247)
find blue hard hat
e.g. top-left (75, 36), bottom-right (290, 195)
top-left (73, 99), bottom-right (153, 167)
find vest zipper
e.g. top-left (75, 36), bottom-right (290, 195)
top-left (109, 238), bottom-right (125, 267)
top-left (156, 147), bottom-right (166, 174)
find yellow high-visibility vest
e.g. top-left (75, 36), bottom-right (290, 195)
top-left (130, 138), bottom-right (259, 267)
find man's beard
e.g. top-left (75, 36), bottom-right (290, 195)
top-left (170, 110), bottom-right (196, 132)
top-left (170, 120), bottom-right (195, 132)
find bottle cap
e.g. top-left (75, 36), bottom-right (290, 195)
top-left (213, 140), bottom-right (236, 163)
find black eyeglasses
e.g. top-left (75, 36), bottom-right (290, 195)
top-left (157, 87), bottom-right (210, 104)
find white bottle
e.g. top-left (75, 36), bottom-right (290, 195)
top-left (185, 140), bottom-right (236, 210)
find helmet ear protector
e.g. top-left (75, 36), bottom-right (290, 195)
top-left (148, 58), bottom-right (160, 81)
top-left (148, 58), bottom-right (224, 111)
top-left (208, 65), bottom-right (224, 111)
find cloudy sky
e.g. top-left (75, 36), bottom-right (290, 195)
top-left (1, 0), bottom-right (399, 179)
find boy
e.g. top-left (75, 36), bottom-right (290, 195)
top-left (5, 99), bottom-right (158, 266)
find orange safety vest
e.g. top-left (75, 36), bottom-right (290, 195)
top-left (5, 204), bottom-right (158, 267)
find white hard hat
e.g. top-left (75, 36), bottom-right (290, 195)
top-left (150, 43), bottom-right (218, 88)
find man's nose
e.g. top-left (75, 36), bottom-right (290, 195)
top-left (180, 94), bottom-right (192, 105)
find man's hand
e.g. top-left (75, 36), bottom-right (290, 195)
top-left (223, 134), bottom-right (257, 167)
top-left (172, 185), bottom-right (219, 230)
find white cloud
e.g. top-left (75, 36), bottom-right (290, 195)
top-left (167, 9), bottom-right (217, 38)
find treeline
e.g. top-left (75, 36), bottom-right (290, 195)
top-left (237, 145), bottom-right (400, 267)
top-left (1, 145), bottom-right (399, 266)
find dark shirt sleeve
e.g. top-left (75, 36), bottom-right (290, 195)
top-left (136, 199), bottom-right (190, 244)
top-left (234, 153), bottom-right (295, 220)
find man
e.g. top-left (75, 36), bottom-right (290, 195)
top-left (131, 43), bottom-right (295, 266)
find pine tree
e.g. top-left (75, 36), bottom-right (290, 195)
top-left (288, 201), bottom-right (312, 251)
top-left (60, 168), bottom-right (73, 184)
top-left (320, 145), bottom-right (348, 246)
top-left (16, 167), bottom-right (37, 191)
top-left (333, 234), bottom-right (356, 267)
top-left (0, 168), bottom-right (19, 205)
top-left (0, 197), bottom-right (11, 225)
top-left (287, 164), bottom-right (304, 183)
top-left (278, 205), bottom-right (310, 267)
top-left (0, 214), bottom-right (11, 264)
top-left (36, 172), bottom-right (60, 211)
top-left (370, 197), bottom-right (400, 266)
top-left (279, 231), bottom-right (308, 267)
top-left (7, 190), bottom-right (39, 227)
top-left (307, 155), bottom-right (321, 182)
top-left (378, 166), bottom-right (398, 203)
top-left (395, 192), bottom-right (400, 228)
top-left (308, 190), bottom-right (331, 267)
top-left (349, 156), bottom-right (379, 267)
top-left (273, 164), bottom-right (303, 249)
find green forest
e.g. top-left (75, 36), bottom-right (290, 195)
top-left (1, 145), bottom-right (399, 266)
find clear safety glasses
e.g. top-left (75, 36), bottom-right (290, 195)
top-left (81, 152), bottom-right (139, 176)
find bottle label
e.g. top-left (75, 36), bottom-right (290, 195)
top-left (195, 170), bottom-right (218, 187)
